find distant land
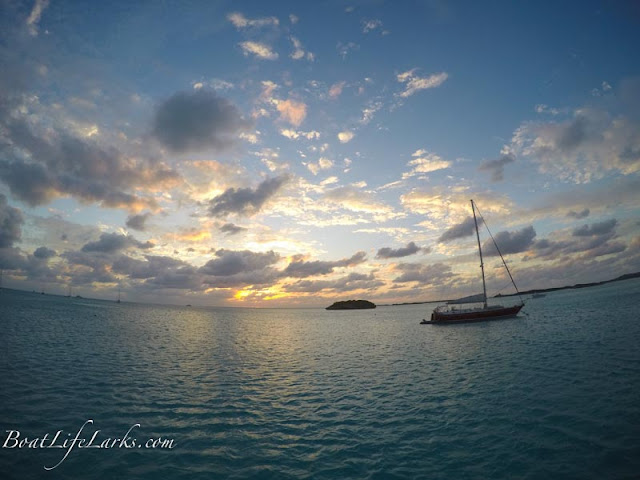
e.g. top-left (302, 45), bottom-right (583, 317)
top-left (380, 271), bottom-right (640, 307)
top-left (326, 300), bottom-right (376, 310)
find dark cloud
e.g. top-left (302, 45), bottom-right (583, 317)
top-left (143, 266), bottom-right (202, 290)
top-left (572, 219), bottom-right (617, 237)
top-left (557, 114), bottom-right (590, 152)
top-left (438, 216), bottom-right (483, 243)
top-left (208, 175), bottom-right (289, 218)
top-left (281, 251), bottom-right (367, 278)
top-left (220, 223), bottom-right (246, 235)
top-left (482, 226), bottom-right (536, 256)
top-left (529, 228), bottom-right (626, 261)
top-left (567, 208), bottom-right (590, 219)
top-left (0, 247), bottom-right (28, 271)
top-left (81, 233), bottom-right (154, 254)
top-left (199, 249), bottom-right (280, 277)
top-left (33, 246), bottom-right (56, 259)
top-left (376, 242), bottom-right (422, 259)
top-left (479, 152), bottom-right (515, 182)
top-left (284, 272), bottom-right (384, 293)
top-left (0, 194), bottom-right (24, 248)
top-left (152, 90), bottom-right (252, 153)
top-left (112, 255), bottom-right (189, 279)
top-left (0, 119), bottom-right (179, 209)
top-left (392, 262), bottom-right (456, 284)
top-left (126, 212), bottom-right (152, 231)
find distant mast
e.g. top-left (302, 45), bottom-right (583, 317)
top-left (117, 285), bottom-right (121, 303)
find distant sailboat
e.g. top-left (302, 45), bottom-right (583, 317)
top-left (116, 286), bottom-right (121, 303)
top-left (423, 199), bottom-right (525, 324)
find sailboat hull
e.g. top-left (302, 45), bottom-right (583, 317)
top-left (431, 304), bottom-right (523, 324)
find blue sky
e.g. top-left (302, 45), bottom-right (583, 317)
top-left (1, 0), bottom-right (639, 306)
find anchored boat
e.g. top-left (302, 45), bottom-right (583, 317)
top-left (425, 199), bottom-right (524, 324)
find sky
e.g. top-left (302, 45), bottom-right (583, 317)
top-left (1, 0), bottom-right (639, 307)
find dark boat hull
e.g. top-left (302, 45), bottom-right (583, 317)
top-left (431, 304), bottom-right (523, 324)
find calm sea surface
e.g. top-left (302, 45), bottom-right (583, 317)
top-left (1, 279), bottom-right (639, 479)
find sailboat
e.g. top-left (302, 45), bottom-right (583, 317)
top-left (424, 199), bottom-right (524, 324)
top-left (116, 285), bottom-right (121, 303)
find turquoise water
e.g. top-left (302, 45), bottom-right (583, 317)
top-left (1, 279), bottom-right (639, 479)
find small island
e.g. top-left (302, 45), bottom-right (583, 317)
top-left (326, 299), bottom-right (376, 310)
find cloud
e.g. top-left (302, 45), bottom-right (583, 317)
top-left (396, 70), bottom-right (448, 98)
top-left (376, 242), bottom-right (422, 259)
top-left (284, 272), bottom-right (384, 293)
top-left (81, 232), bottom-right (154, 254)
top-left (362, 19), bottom-right (383, 33)
top-left (281, 251), bottom-right (367, 278)
top-left (126, 212), bottom-right (151, 231)
top-left (219, 223), bottom-right (246, 235)
top-left (329, 82), bottom-right (346, 99)
top-left (511, 104), bottom-right (640, 183)
top-left (280, 128), bottom-right (319, 140)
top-left (337, 42), bottom-right (359, 59)
top-left (567, 208), bottom-right (590, 219)
top-left (197, 249), bottom-right (282, 288)
top-left (322, 185), bottom-right (400, 221)
top-left (33, 246), bottom-right (56, 259)
top-left (438, 216), bottom-right (483, 243)
top-left (360, 100), bottom-right (383, 124)
top-left (402, 150), bottom-right (451, 178)
top-left (208, 175), bottom-right (289, 218)
top-left (0, 115), bottom-right (178, 210)
top-left (290, 36), bottom-right (314, 61)
top-left (152, 90), bottom-right (251, 153)
top-left (528, 220), bottom-right (624, 261)
top-left (277, 99), bottom-right (307, 126)
top-left (227, 12), bottom-right (279, 29)
top-left (392, 262), bottom-right (456, 284)
top-left (0, 194), bottom-right (24, 248)
top-left (572, 219), bottom-right (617, 237)
top-left (200, 249), bottom-right (280, 276)
top-left (481, 226), bottom-right (536, 256)
top-left (400, 188), bottom-right (513, 224)
top-left (239, 41), bottom-right (278, 60)
top-left (26, 0), bottom-right (50, 36)
top-left (306, 157), bottom-right (333, 175)
top-left (479, 152), bottom-right (515, 182)
top-left (338, 131), bottom-right (355, 143)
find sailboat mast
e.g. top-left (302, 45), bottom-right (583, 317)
top-left (471, 199), bottom-right (488, 308)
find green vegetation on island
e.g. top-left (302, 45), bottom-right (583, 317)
top-left (326, 299), bottom-right (376, 310)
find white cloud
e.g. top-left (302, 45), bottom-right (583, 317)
top-left (306, 157), bottom-right (334, 175)
top-left (280, 129), bottom-right (320, 140)
top-left (329, 81), bottom-right (346, 99)
top-left (511, 107), bottom-right (640, 183)
top-left (362, 19), bottom-right (382, 33)
top-left (239, 41), bottom-right (278, 60)
top-left (360, 101), bottom-right (382, 124)
top-left (338, 131), bottom-right (355, 143)
top-left (228, 12), bottom-right (279, 29)
top-left (276, 99), bottom-right (307, 126)
top-left (402, 150), bottom-right (451, 178)
top-left (289, 14), bottom-right (299, 24)
top-left (396, 70), bottom-right (448, 98)
top-left (337, 42), bottom-right (359, 59)
top-left (290, 36), bottom-right (314, 61)
top-left (26, 0), bottom-right (50, 36)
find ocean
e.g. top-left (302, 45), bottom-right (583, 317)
top-left (1, 279), bottom-right (639, 479)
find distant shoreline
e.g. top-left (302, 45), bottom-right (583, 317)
top-left (378, 271), bottom-right (640, 307)
top-left (2, 271), bottom-right (638, 309)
